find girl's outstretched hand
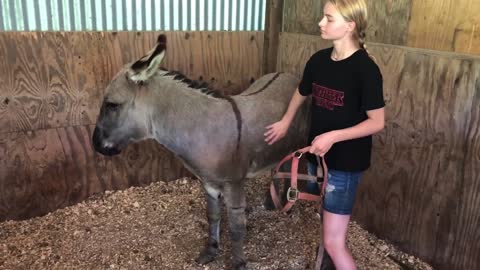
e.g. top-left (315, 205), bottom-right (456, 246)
top-left (264, 120), bottom-right (289, 145)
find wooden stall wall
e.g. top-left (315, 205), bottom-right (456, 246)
top-left (0, 31), bottom-right (264, 221)
top-left (282, 0), bottom-right (480, 56)
top-left (277, 32), bottom-right (480, 270)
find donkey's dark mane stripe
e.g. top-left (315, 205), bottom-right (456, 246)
top-left (242, 72), bottom-right (282, 96)
top-left (163, 70), bottom-right (242, 151)
top-left (164, 70), bottom-right (224, 98)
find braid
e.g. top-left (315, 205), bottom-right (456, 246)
top-left (358, 31), bottom-right (376, 62)
top-left (358, 31), bottom-right (366, 49)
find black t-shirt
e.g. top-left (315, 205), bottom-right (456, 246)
top-left (299, 47), bottom-right (384, 172)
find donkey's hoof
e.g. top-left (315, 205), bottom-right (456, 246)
top-left (263, 192), bottom-right (276, 211)
top-left (233, 261), bottom-right (247, 270)
top-left (195, 248), bottom-right (218, 265)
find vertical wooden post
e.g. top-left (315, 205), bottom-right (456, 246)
top-left (262, 0), bottom-right (284, 74)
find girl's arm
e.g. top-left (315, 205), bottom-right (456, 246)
top-left (310, 107), bottom-right (385, 156)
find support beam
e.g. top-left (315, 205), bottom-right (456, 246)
top-left (262, 0), bottom-right (284, 74)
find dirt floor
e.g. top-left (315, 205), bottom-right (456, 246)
top-left (0, 175), bottom-right (433, 270)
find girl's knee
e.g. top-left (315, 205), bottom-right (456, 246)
top-left (323, 237), bottom-right (345, 255)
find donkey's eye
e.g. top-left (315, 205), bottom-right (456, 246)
top-left (105, 102), bottom-right (120, 111)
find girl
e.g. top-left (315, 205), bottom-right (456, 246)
top-left (264, 0), bottom-right (385, 268)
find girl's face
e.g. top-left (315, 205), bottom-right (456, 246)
top-left (318, 2), bottom-right (355, 41)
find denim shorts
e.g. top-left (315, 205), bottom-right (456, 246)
top-left (307, 162), bottom-right (363, 215)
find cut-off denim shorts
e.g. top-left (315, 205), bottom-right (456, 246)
top-left (307, 162), bottom-right (363, 215)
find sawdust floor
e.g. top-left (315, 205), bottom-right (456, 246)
top-left (0, 175), bottom-right (434, 270)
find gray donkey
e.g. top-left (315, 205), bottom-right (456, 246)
top-left (92, 34), bottom-right (310, 269)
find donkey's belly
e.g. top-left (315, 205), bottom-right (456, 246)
top-left (244, 135), bottom-right (306, 178)
top-left (244, 115), bottom-right (310, 178)
top-left (245, 162), bottom-right (277, 178)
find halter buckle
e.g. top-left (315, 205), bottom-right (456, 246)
top-left (286, 187), bottom-right (299, 202)
top-left (294, 151), bottom-right (303, 159)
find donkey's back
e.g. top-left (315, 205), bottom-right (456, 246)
top-left (234, 72), bottom-right (311, 177)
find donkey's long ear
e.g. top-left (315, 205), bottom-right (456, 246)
top-left (128, 35), bottom-right (167, 83)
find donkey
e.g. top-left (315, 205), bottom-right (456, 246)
top-left (92, 34), bottom-right (310, 269)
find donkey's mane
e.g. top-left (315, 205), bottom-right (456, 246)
top-left (162, 69), bottom-right (226, 99)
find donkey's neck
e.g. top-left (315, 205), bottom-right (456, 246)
top-left (144, 73), bottom-right (235, 168)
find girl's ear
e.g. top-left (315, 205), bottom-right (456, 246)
top-left (347, 21), bottom-right (356, 33)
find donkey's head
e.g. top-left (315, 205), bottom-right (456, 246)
top-left (92, 34), bottom-right (167, 156)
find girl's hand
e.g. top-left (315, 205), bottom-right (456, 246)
top-left (264, 120), bottom-right (289, 145)
top-left (309, 131), bottom-right (338, 156)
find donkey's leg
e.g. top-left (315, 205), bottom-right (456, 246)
top-left (195, 183), bottom-right (222, 265)
top-left (224, 181), bottom-right (247, 270)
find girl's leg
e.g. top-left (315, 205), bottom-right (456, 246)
top-left (322, 210), bottom-right (356, 270)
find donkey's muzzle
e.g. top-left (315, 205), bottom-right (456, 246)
top-left (92, 126), bottom-right (122, 156)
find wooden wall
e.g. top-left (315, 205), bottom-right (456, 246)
top-left (277, 32), bottom-right (480, 270)
top-left (283, 0), bottom-right (480, 56)
top-left (0, 31), bottom-right (264, 221)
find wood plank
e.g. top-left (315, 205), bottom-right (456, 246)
top-left (0, 32), bottom-right (104, 134)
top-left (263, 0), bottom-right (285, 74)
top-left (367, 0), bottom-right (412, 45)
top-left (407, 0), bottom-right (480, 55)
top-left (277, 32), bottom-right (480, 270)
top-left (0, 31), bottom-right (264, 135)
top-left (0, 125), bottom-right (191, 221)
top-left (283, 0), bottom-right (324, 36)
top-left (164, 31), bottom-right (264, 95)
top-left (357, 48), bottom-right (479, 270)
top-left (450, 67), bottom-right (480, 270)
top-left (276, 33), bottom-right (331, 76)
top-left (282, 0), bottom-right (412, 47)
